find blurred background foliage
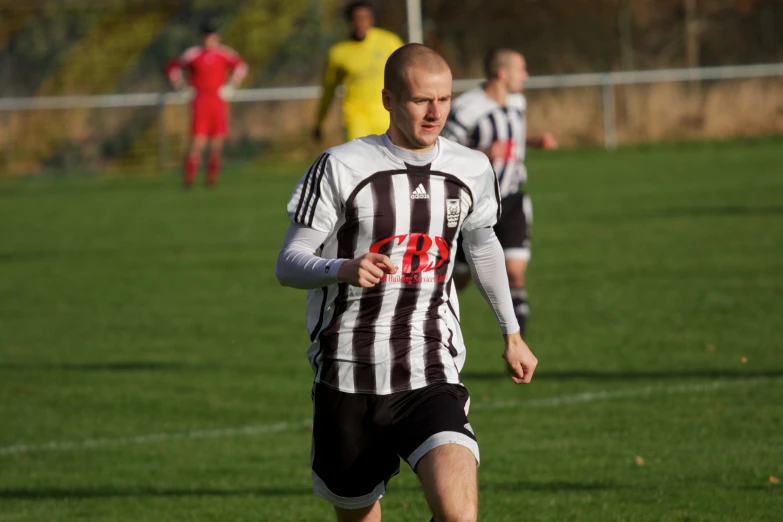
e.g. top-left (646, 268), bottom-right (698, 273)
top-left (0, 0), bottom-right (780, 175)
top-left (1, 0), bottom-right (780, 97)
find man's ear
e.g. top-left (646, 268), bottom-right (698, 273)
top-left (382, 89), bottom-right (393, 111)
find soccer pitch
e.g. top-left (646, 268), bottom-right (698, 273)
top-left (1, 139), bottom-right (782, 521)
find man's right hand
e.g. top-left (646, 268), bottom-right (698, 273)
top-left (311, 126), bottom-right (323, 142)
top-left (502, 332), bottom-right (538, 384)
top-left (337, 253), bottom-right (397, 288)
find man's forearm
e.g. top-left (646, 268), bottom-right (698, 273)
top-left (275, 224), bottom-right (344, 289)
top-left (315, 92), bottom-right (334, 127)
top-left (228, 61), bottom-right (248, 88)
top-left (461, 227), bottom-right (519, 334)
top-left (276, 248), bottom-right (344, 289)
top-left (167, 68), bottom-right (184, 89)
top-left (316, 62), bottom-right (341, 127)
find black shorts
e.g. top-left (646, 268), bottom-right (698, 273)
top-left (310, 382), bottom-right (478, 509)
top-left (494, 191), bottom-right (532, 259)
top-left (455, 191), bottom-right (532, 269)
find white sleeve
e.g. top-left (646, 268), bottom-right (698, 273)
top-left (286, 153), bottom-right (341, 233)
top-left (275, 224), bottom-right (346, 289)
top-left (461, 227), bottom-right (519, 335)
top-left (462, 162), bottom-right (501, 233)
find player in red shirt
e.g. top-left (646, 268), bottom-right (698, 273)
top-left (166, 20), bottom-right (248, 188)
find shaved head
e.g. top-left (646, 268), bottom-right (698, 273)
top-left (382, 44), bottom-right (452, 152)
top-left (484, 48), bottom-right (521, 79)
top-left (482, 48), bottom-right (528, 94)
top-left (384, 43), bottom-right (451, 96)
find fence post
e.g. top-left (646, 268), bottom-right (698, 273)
top-left (406, 0), bottom-right (423, 43)
top-left (2, 113), bottom-right (9, 175)
top-left (157, 93), bottom-right (167, 172)
top-left (602, 74), bottom-right (618, 151)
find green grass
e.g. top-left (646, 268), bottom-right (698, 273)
top-left (1, 139), bottom-right (782, 521)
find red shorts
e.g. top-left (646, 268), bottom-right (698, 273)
top-left (191, 95), bottom-right (228, 138)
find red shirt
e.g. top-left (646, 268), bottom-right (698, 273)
top-left (166, 45), bottom-right (247, 97)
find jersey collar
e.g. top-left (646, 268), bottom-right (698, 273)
top-left (380, 132), bottom-right (440, 167)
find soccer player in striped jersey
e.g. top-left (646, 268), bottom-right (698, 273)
top-left (442, 48), bottom-right (558, 337)
top-left (166, 20), bottom-right (247, 188)
top-left (313, 1), bottom-right (404, 142)
top-left (277, 44), bottom-right (537, 522)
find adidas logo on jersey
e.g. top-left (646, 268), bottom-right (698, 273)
top-left (411, 184), bottom-right (429, 199)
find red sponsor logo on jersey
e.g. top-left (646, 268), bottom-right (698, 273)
top-left (382, 273), bottom-right (447, 283)
top-left (493, 139), bottom-right (519, 167)
top-left (369, 233), bottom-right (450, 279)
top-left (503, 139), bottom-right (519, 163)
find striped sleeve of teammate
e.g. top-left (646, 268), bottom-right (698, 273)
top-left (293, 153), bottom-right (330, 228)
top-left (442, 114), bottom-right (469, 145)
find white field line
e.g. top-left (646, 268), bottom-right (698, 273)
top-left (1, 378), bottom-right (777, 456)
top-left (0, 422), bottom-right (298, 456)
top-left (476, 379), bottom-right (764, 410)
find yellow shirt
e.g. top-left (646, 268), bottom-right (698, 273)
top-left (317, 27), bottom-right (404, 140)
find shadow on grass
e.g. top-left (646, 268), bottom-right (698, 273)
top-left (588, 204), bottom-right (783, 222)
top-left (480, 480), bottom-right (623, 492)
top-left (461, 369), bottom-right (783, 381)
top-left (0, 480), bottom-right (623, 501)
top-left (735, 485), bottom-right (783, 491)
top-left (0, 362), bottom-right (188, 372)
top-left (7, 364), bottom-right (783, 379)
top-left (0, 486), bottom-right (312, 500)
top-left (0, 241), bottom-right (255, 263)
top-left (662, 205), bottom-right (783, 217)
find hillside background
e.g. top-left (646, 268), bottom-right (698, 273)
top-left (1, 0), bottom-right (781, 174)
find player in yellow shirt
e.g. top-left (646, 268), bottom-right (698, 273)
top-left (313, 1), bottom-right (404, 142)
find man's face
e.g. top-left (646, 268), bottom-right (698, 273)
top-left (504, 53), bottom-right (529, 93)
top-left (350, 7), bottom-right (374, 40)
top-left (384, 65), bottom-right (452, 150)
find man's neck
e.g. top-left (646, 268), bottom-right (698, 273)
top-left (386, 128), bottom-right (435, 154)
top-left (382, 132), bottom-right (438, 165)
top-left (350, 29), bottom-right (370, 42)
top-left (483, 80), bottom-right (507, 107)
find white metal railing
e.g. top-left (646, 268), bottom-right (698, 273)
top-left (1, 62), bottom-right (782, 153)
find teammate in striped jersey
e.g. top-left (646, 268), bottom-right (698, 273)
top-left (277, 44), bottom-right (537, 522)
top-left (442, 48), bottom-right (558, 336)
top-left (166, 20), bottom-right (247, 188)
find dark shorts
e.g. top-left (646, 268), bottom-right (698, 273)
top-left (455, 191), bottom-right (533, 270)
top-left (310, 382), bottom-right (478, 510)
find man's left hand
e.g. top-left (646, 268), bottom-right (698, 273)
top-left (502, 332), bottom-right (538, 384)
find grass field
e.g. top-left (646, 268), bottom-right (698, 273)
top-left (1, 139), bottom-right (782, 521)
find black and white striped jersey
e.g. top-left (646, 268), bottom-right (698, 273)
top-left (286, 134), bottom-right (500, 395)
top-left (441, 86), bottom-right (527, 198)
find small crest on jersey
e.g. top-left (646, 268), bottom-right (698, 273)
top-left (446, 199), bottom-right (461, 228)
